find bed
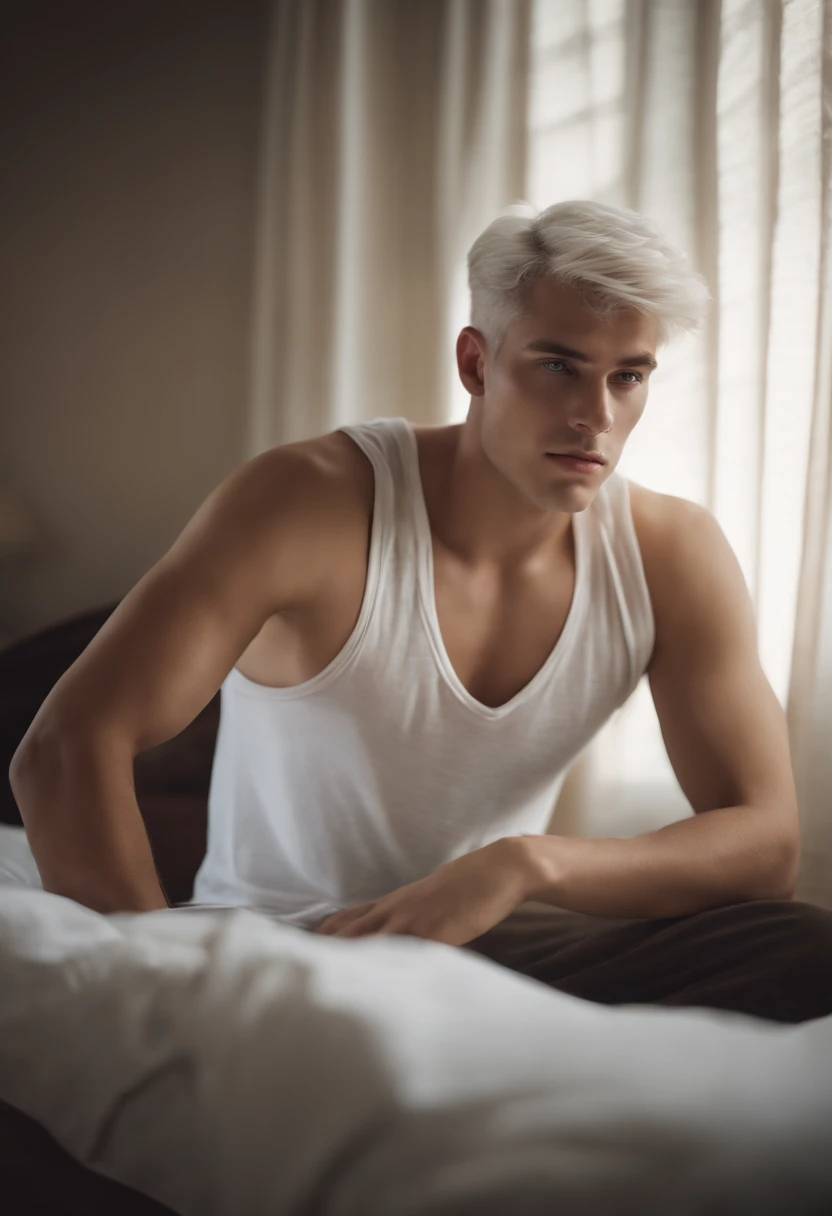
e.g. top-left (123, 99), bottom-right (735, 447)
top-left (1, 607), bottom-right (831, 1215)
top-left (0, 603), bottom-right (214, 1214)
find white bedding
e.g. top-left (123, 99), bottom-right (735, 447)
top-left (1, 824), bottom-right (831, 1215)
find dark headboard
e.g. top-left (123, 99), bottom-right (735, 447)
top-left (0, 604), bottom-right (219, 903)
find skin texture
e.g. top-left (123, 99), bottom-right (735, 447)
top-left (11, 277), bottom-right (800, 924)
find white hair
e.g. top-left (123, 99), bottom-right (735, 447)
top-left (467, 199), bottom-right (711, 357)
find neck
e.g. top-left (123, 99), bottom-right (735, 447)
top-left (416, 411), bottom-right (573, 569)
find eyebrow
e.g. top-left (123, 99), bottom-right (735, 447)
top-left (523, 339), bottom-right (658, 371)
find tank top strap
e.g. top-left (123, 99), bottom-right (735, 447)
top-left (332, 417), bottom-right (405, 626)
top-left (336, 415), bottom-right (424, 540)
top-left (594, 470), bottom-right (656, 686)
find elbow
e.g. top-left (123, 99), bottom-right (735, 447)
top-left (11, 713), bottom-right (134, 812)
top-left (9, 726), bottom-right (45, 800)
top-left (10, 716), bottom-right (90, 809)
top-left (10, 721), bottom-right (63, 817)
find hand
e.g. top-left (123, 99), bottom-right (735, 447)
top-left (314, 837), bottom-right (534, 946)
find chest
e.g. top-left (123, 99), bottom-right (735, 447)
top-left (237, 525), bottom-right (578, 713)
top-left (429, 542), bottom-right (576, 708)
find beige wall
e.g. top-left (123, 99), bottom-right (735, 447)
top-left (0, 1), bottom-right (270, 643)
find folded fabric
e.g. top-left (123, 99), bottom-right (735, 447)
top-left (0, 882), bottom-right (830, 1216)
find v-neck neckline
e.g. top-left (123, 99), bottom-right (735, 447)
top-left (401, 418), bottom-right (589, 720)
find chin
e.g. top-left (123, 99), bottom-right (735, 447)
top-left (527, 468), bottom-right (606, 512)
top-left (518, 481), bottom-right (592, 514)
top-left (545, 490), bottom-right (596, 514)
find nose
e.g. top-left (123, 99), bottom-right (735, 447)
top-left (568, 384), bottom-right (615, 436)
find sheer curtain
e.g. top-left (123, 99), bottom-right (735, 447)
top-left (248, 0), bottom-right (832, 907)
top-left (529, 0), bottom-right (832, 909)
top-left (247, 0), bottom-right (530, 452)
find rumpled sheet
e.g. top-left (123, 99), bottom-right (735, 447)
top-left (0, 861), bottom-right (831, 1213)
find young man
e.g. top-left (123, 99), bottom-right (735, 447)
top-left (11, 200), bottom-right (832, 1022)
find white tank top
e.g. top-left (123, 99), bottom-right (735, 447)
top-left (192, 417), bottom-right (655, 926)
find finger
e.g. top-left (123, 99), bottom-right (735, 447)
top-left (316, 903), bottom-right (375, 934)
top-left (336, 914), bottom-right (420, 939)
top-left (335, 914), bottom-right (386, 938)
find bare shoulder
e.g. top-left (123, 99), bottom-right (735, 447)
top-left (230, 428), bottom-right (373, 516)
top-left (624, 478), bottom-right (751, 665)
top-left (172, 428), bottom-right (375, 608)
top-left (626, 476), bottom-right (707, 538)
top-left (626, 477), bottom-right (720, 569)
top-left (24, 427), bottom-right (377, 749)
top-left (272, 427), bottom-right (376, 590)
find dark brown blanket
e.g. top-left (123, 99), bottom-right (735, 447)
top-left (0, 1096), bottom-right (176, 1216)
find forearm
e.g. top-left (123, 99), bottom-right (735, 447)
top-left (513, 804), bottom-right (798, 920)
top-left (10, 733), bottom-right (169, 914)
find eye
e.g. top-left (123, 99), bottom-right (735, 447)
top-left (539, 361), bottom-right (643, 385)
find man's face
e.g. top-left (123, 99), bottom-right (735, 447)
top-left (457, 275), bottom-right (659, 512)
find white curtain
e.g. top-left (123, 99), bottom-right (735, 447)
top-left (247, 0), bottom-right (530, 451)
top-left (535, 0), bottom-right (832, 910)
top-left (248, 0), bottom-right (832, 907)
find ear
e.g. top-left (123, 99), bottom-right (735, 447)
top-left (456, 327), bottom-right (489, 396)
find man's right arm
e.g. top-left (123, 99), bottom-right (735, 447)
top-left (9, 439), bottom-right (352, 914)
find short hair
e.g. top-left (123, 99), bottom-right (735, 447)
top-left (466, 199), bottom-right (711, 358)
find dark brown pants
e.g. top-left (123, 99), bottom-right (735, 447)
top-left (464, 897), bottom-right (832, 1024)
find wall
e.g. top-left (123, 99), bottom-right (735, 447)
top-left (0, 0), bottom-right (270, 642)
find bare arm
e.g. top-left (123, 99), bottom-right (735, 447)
top-left (9, 438), bottom-right (353, 914)
top-left (515, 492), bottom-right (800, 919)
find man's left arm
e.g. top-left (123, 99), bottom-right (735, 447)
top-left (317, 495), bottom-right (801, 941)
top-left (516, 493), bottom-right (801, 921)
